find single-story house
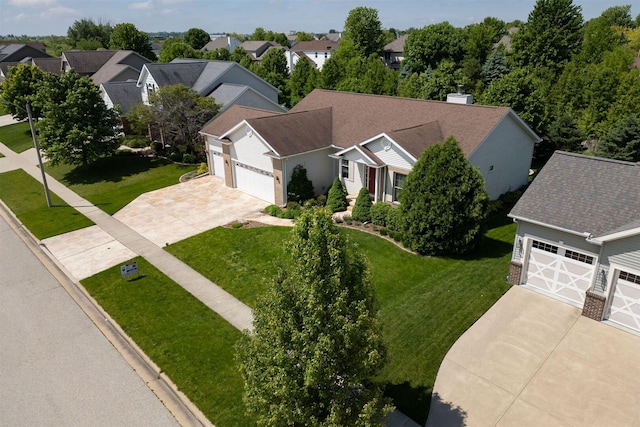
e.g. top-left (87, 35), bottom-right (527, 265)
top-left (508, 151), bottom-right (640, 333)
top-left (100, 80), bottom-right (142, 115)
top-left (199, 89), bottom-right (540, 205)
top-left (136, 59), bottom-right (286, 113)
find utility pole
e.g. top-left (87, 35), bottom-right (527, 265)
top-left (26, 103), bottom-right (52, 207)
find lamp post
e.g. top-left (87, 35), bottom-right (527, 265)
top-left (0, 99), bottom-right (52, 207)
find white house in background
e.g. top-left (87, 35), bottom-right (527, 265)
top-left (286, 40), bottom-right (338, 71)
top-left (508, 152), bottom-right (640, 334)
top-left (136, 59), bottom-right (286, 113)
top-left (199, 89), bottom-right (540, 206)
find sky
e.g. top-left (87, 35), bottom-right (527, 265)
top-left (0, 0), bottom-right (635, 37)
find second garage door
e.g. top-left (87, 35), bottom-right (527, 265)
top-left (607, 270), bottom-right (640, 332)
top-left (234, 161), bottom-right (274, 203)
top-left (524, 240), bottom-right (596, 306)
top-left (211, 150), bottom-right (224, 178)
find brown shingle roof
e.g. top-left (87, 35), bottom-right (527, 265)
top-left (292, 40), bottom-right (338, 52)
top-left (386, 122), bottom-right (443, 159)
top-left (247, 107), bottom-right (333, 157)
top-left (290, 89), bottom-right (510, 155)
top-left (200, 105), bottom-right (282, 137)
top-left (383, 34), bottom-right (408, 53)
top-left (63, 50), bottom-right (117, 75)
top-left (32, 57), bottom-right (62, 74)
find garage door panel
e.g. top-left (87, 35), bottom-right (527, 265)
top-left (211, 151), bottom-right (224, 178)
top-left (524, 242), bottom-right (595, 306)
top-left (234, 162), bottom-right (274, 203)
top-left (608, 274), bottom-right (640, 332)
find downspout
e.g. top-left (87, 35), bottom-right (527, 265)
top-left (282, 158), bottom-right (288, 207)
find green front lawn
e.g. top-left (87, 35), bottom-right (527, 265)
top-left (0, 169), bottom-right (94, 239)
top-left (45, 155), bottom-right (194, 214)
top-left (81, 258), bottom-right (255, 427)
top-left (166, 216), bottom-right (515, 423)
top-left (0, 122), bottom-right (34, 153)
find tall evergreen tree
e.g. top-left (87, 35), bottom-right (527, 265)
top-left (597, 115), bottom-right (640, 162)
top-left (399, 137), bottom-right (488, 256)
top-left (237, 209), bottom-right (391, 426)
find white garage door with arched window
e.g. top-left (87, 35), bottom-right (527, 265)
top-left (233, 161), bottom-right (275, 203)
top-left (606, 269), bottom-right (640, 332)
top-left (522, 239), bottom-right (597, 307)
top-left (211, 150), bottom-right (224, 178)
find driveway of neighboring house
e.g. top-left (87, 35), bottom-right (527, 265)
top-left (41, 175), bottom-right (289, 280)
top-left (427, 285), bottom-right (640, 427)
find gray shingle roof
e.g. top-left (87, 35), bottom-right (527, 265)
top-left (144, 61), bottom-right (207, 88)
top-left (62, 50), bottom-right (117, 74)
top-left (383, 34), bottom-right (408, 53)
top-left (101, 81), bottom-right (142, 115)
top-left (90, 50), bottom-right (150, 85)
top-left (509, 151), bottom-right (640, 238)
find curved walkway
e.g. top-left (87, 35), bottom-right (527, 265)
top-left (427, 286), bottom-right (640, 427)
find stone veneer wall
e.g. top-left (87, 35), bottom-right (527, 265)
top-left (582, 291), bottom-right (607, 321)
top-left (508, 260), bottom-right (522, 286)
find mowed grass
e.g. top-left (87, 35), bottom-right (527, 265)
top-left (81, 257), bottom-right (256, 427)
top-left (0, 122), bottom-right (34, 153)
top-left (0, 169), bottom-right (93, 239)
top-left (166, 216), bottom-right (515, 423)
top-left (45, 155), bottom-right (194, 214)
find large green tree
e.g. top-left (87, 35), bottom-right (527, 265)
top-left (342, 6), bottom-right (385, 57)
top-left (288, 58), bottom-right (319, 106)
top-left (399, 136), bottom-right (488, 256)
top-left (510, 0), bottom-right (583, 73)
top-left (0, 63), bottom-right (47, 121)
top-left (36, 71), bottom-right (120, 166)
top-left (147, 84), bottom-right (219, 156)
top-left (237, 208), bottom-right (391, 426)
top-left (184, 27), bottom-right (211, 50)
top-left (158, 37), bottom-right (201, 62)
top-left (403, 22), bottom-right (466, 74)
top-left (67, 18), bottom-right (112, 49)
top-left (597, 115), bottom-right (640, 162)
top-left (109, 23), bottom-right (156, 60)
top-left (253, 48), bottom-right (290, 106)
top-left (600, 4), bottom-right (634, 28)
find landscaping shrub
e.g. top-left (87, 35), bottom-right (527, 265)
top-left (151, 141), bottom-right (164, 153)
top-left (370, 202), bottom-right (391, 227)
top-left (287, 165), bottom-right (315, 204)
top-left (286, 201), bottom-right (300, 210)
top-left (351, 187), bottom-right (372, 222)
top-left (124, 135), bottom-right (150, 148)
top-left (265, 205), bottom-right (281, 216)
top-left (232, 222), bottom-right (244, 229)
top-left (379, 228), bottom-right (388, 236)
top-left (182, 153), bottom-right (197, 164)
top-left (386, 206), bottom-right (401, 231)
top-left (326, 177), bottom-right (348, 213)
top-left (197, 163), bottom-right (208, 175)
top-left (316, 194), bottom-right (327, 206)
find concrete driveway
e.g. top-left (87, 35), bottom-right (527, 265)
top-left (41, 175), bottom-right (288, 280)
top-left (427, 286), bottom-right (640, 427)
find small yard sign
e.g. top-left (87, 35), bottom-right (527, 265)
top-left (120, 261), bottom-right (139, 280)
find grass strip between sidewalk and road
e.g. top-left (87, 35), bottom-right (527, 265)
top-left (0, 122), bottom-right (34, 153)
top-left (81, 257), bottom-right (256, 427)
top-left (166, 215), bottom-right (515, 423)
top-left (0, 169), bottom-right (94, 239)
top-left (45, 154), bottom-right (194, 215)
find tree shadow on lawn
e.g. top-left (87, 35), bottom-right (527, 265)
top-left (59, 155), bottom-right (171, 185)
top-left (385, 383), bottom-right (468, 426)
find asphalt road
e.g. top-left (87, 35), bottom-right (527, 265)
top-left (0, 214), bottom-right (178, 426)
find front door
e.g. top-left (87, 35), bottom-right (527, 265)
top-left (367, 167), bottom-right (376, 194)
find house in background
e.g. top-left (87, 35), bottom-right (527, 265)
top-left (100, 81), bottom-right (142, 115)
top-left (199, 89), bottom-right (540, 206)
top-left (239, 40), bottom-right (282, 62)
top-left (508, 151), bottom-right (640, 334)
top-left (382, 34), bottom-right (408, 71)
top-left (202, 36), bottom-right (242, 52)
top-left (0, 43), bottom-right (51, 81)
top-left (286, 40), bottom-right (338, 71)
top-left (136, 59), bottom-right (286, 113)
top-left (89, 51), bottom-right (151, 85)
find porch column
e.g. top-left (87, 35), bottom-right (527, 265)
top-left (373, 167), bottom-right (379, 203)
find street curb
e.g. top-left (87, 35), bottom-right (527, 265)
top-left (0, 201), bottom-right (214, 427)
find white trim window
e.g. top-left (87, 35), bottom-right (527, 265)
top-left (341, 159), bottom-right (353, 181)
top-left (393, 172), bottom-right (406, 202)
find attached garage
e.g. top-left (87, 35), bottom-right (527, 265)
top-left (523, 239), bottom-right (596, 306)
top-left (210, 150), bottom-right (224, 178)
top-left (233, 161), bottom-right (274, 203)
top-left (607, 270), bottom-right (640, 332)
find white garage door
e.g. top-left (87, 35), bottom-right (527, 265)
top-left (524, 240), bottom-right (596, 306)
top-left (607, 271), bottom-right (640, 332)
top-left (211, 151), bottom-right (224, 178)
top-left (234, 161), bottom-right (274, 203)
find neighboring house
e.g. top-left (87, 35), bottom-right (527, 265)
top-left (494, 27), bottom-right (519, 51)
top-left (136, 59), bottom-right (285, 113)
top-left (324, 32), bottom-right (342, 43)
top-left (382, 34), bottom-right (408, 71)
top-left (507, 151), bottom-right (640, 333)
top-left (89, 51), bottom-right (151, 85)
top-left (0, 43), bottom-right (51, 81)
top-left (286, 40), bottom-right (337, 71)
top-left (199, 89), bottom-right (539, 205)
top-left (202, 36), bottom-right (241, 52)
top-left (100, 80), bottom-right (142, 115)
top-left (61, 50), bottom-right (119, 75)
top-left (239, 41), bottom-right (281, 61)
top-left (31, 57), bottom-right (62, 75)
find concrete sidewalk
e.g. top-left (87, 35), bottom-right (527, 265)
top-left (427, 286), bottom-right (640, 427)
top-left (0, 141), bottom-right (254, 332)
